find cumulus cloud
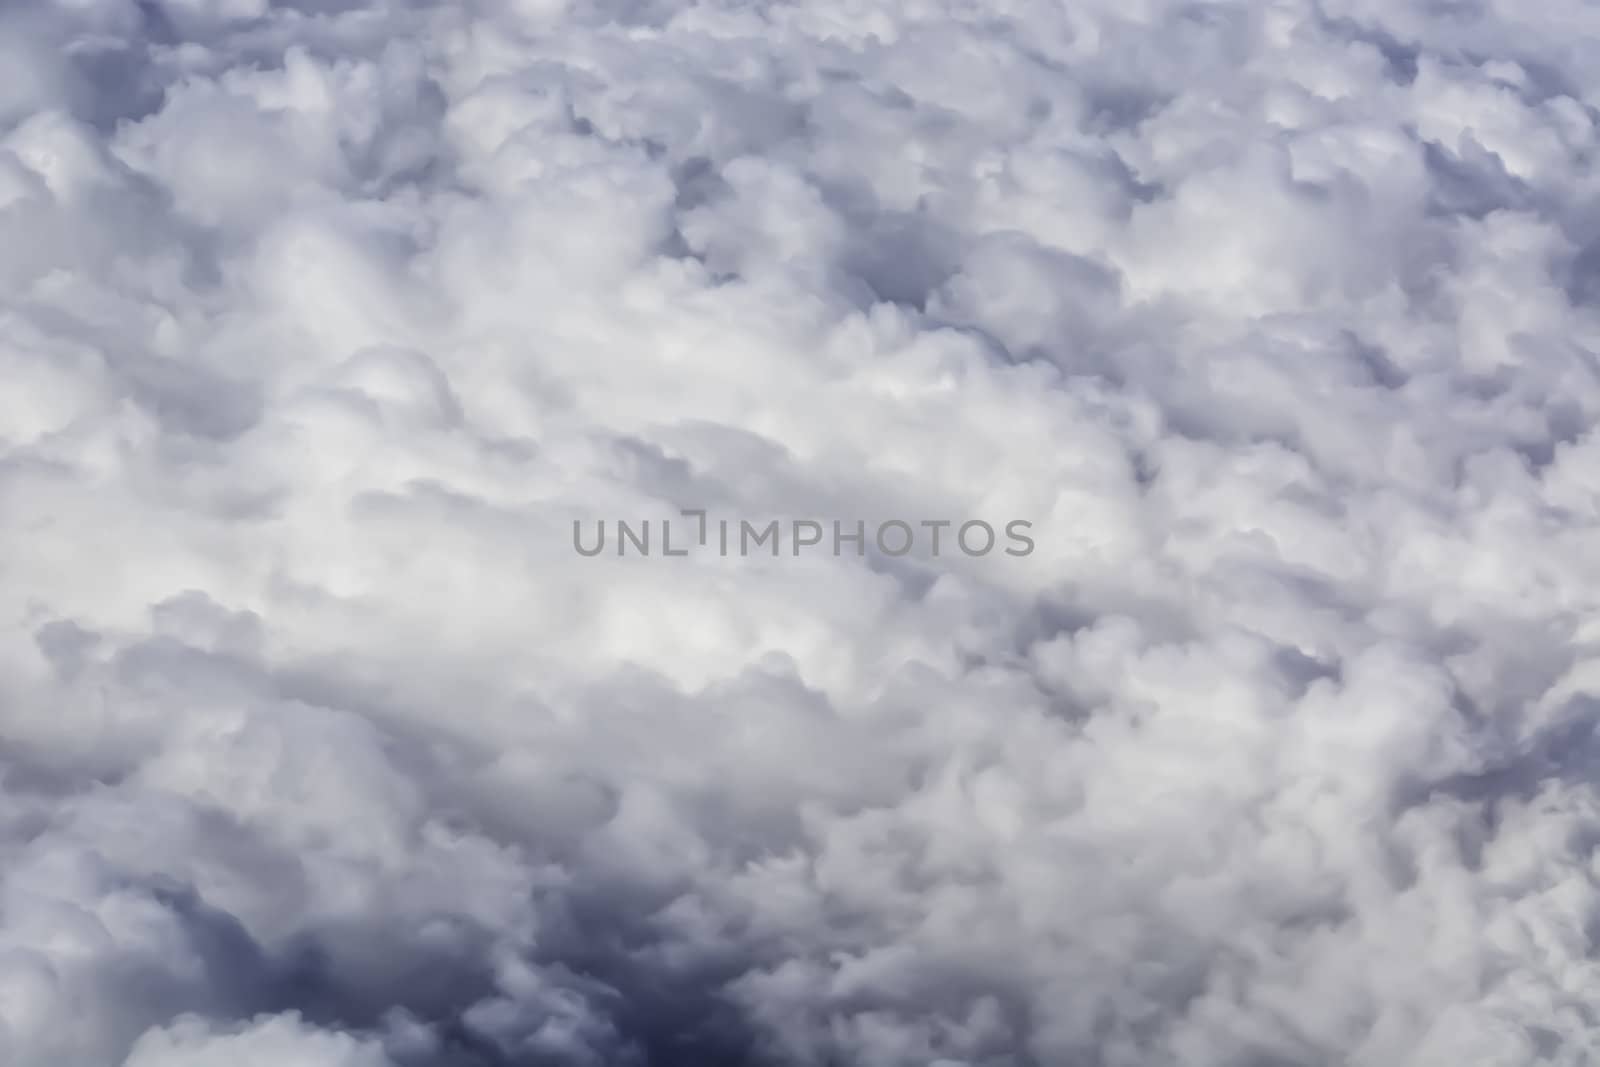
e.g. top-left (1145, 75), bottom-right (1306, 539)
top-left (3, 0), bottom-right (1600, 1064)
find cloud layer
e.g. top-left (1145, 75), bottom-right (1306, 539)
top-left (4, 0), bottom-right (1600, 1064)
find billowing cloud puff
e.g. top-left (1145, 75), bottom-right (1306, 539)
top-left (3, 1), bottom-right (1600, 1065)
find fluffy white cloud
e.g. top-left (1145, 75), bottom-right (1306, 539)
top-left (2, 0), bottom-right (1600, 1065)
top-left (124, 1014), bottom-right (393, 1067)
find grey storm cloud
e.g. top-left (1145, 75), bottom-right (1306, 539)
top-left (3, 0), bottom-right (1600, 1064)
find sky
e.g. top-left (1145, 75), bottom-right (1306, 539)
top-left (3, 0), bottom-right (1600, 1064)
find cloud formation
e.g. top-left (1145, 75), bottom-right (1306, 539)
top-left (3, 0), bottom-right (1600, 1064)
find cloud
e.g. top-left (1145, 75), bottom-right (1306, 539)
top-left (2, 0), bottom-right (1600, 1065)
